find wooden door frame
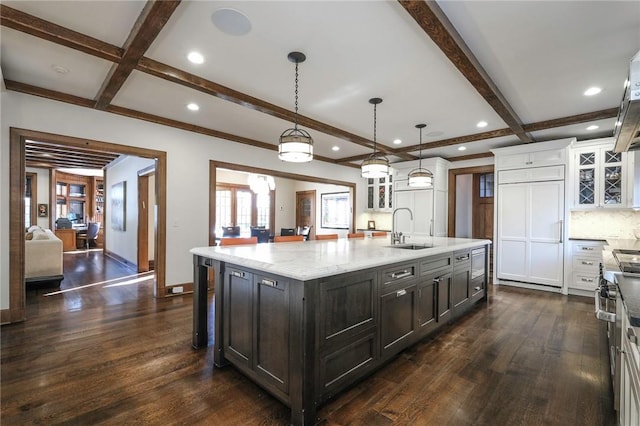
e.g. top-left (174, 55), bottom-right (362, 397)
top-left (209, 161), bottom-right (356, 246)
top-left (7, 127), bottom-right (168, 324)
top-left (447, 164), bottom-right (494, 237)
top-left (137, 166), bottom-right (155, 273)
top-left (296, 190), bottom-right (316, 239)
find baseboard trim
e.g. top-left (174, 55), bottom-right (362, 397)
top-left (495, 279), bottom-right (563, 294)
top-left (104, 250), bottom-right (137, 270)
top-left (1, 308), bottom-right (11, 325)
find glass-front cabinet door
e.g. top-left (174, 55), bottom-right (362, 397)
top-left (366, 176), bottom-right (393, 212)
top-left (574, 143), bottom-right (627, 209)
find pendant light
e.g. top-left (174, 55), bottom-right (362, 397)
top-left (361, 97), bottom-right (390, 178)
top-left (278, 51), bottom-right (313, 162)
top-left (408, 123), bottom-right (433, 188)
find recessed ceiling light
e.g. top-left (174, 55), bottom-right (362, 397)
top-left (51, 64), bottom-right (69, 74)
top-left (212, 8), bottom-right (252, 36)
top-left (586, 125), bottom-right (599, 131)
top-left (332, 146), bottom-right (340, 151)
top-left (476, 121), bottom-right (488, 128)
top-left (187, 51), bottom-right (204, 64)
top-left (187, 103), bottom-right (199, 111)
top-left (393, 139), bottom-right (402, 145)
top-left (584, 87), bottom-right (601, 96)
top-left (458, 146), bottom-right (467, 151)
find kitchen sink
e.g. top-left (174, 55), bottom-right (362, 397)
top-left (388, 243), bottom-right (433, 250)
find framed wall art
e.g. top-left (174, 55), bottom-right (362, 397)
top-left (111, 181), bottom-right (126, 231)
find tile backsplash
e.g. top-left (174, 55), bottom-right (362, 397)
top-left (570, 210), bottom-right (640, 240)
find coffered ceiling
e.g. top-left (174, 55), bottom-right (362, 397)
top-left (1, 1), bottom-right (638, 170)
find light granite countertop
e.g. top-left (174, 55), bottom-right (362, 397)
top-left (190, 237), bottom-right (491, 281)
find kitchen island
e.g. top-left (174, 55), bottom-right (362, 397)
top-left (191, 236), bottom-right (491, 425)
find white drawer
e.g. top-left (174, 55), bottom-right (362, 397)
top-left (572, 256), bottom-right (599, 271)
top-left (570, 272), bottom-right (598, 290)
top-left (571, 241), bottom-right (605, 256)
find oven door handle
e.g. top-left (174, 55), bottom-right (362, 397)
top-left (594, 288), bottom-right (616, 323)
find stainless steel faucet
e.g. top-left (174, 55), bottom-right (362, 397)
top-left (391, 207), bottom-right (413, 245)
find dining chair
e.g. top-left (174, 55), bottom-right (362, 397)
top-left (222, 226), bottom-right (241, 237)
top-left (219, 237), bottom-right (258, 246)
top-left (251, 228), bottom-right (270, 243)
top-left (77, 222), bottom-right (101, 249)
top-left (347, 232), bottom-right (365, 239)
top-left (371, 231), bottom-right (388, 237)
top-left (300, 225), bottom-right (313, 241)
top-left (274, 235), bottom-right (304, 243)
top-left (316, 234), bottom-right (338, 240)
top-left (280, 228), bottom-right (296, 236)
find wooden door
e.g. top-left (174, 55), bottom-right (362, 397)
top-left (472, 173), bottom-right (494, 240)
top-left (296, 190), bottom-right (315, 239)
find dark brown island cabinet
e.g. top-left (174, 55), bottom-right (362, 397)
top-left (191, 240), bottom-right (490, 425)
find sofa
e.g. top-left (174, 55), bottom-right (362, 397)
top-left (25, 226), bottom-right (64, 286)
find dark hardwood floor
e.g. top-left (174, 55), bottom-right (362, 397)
top-left (2, 253), bottom-right (615, 425)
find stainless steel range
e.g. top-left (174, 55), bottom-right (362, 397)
top-left (595, 263), bottom-right (622, 412)
top-left (613, 249), bottom-right (640, 276)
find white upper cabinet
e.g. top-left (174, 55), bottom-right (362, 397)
top-left (571, 138), bottom-right (632, 209)
top-left (496, 146), bottom-right (567, 170)
top-left (392, 157), bottom-right (449, 238)
top-left (365, 174), bottom-right (393, 212)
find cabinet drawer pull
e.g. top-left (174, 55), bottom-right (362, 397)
top-left (581, 261), bottom-right (594, 266)
top-left (525, 161), bottom-right (533, 165)
top-left (231, 271), bottom-right (245, 278)
top-left (580, 278), bottom-right (595, 283)
top-left (433, 277), bottom-right (441, 283)
top-left (396, 289), bottom-right (407, 297)
top-left (582, 247), bottom-right (594, 251)
top-left (474, 286), bottom-right (481, 291)
top-left (261, 278), bottom-right (277, 287)
top-left (628, 328), bottom-right (638, 345)
top-left (455, 255), bottom-right (469, 262)
top-left (391, 270), bottom-right (412, 279)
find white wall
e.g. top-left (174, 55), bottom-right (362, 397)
top-left (292, 181), bottom-right (353, 238)
top-left (148, 173), bottom-right (155, 261)
top-left (455, 174), bottom-right (473, 238)
top-left (1, 91), bottom-right (364, 309)
top-left (448, 157), bottom-right (494, 170)
top-left (26, 167), bottom-right (51, 229)
top-left (216, 169), bottom-right (352, 236)
top-left (105, 156), bottom-right (155, 265)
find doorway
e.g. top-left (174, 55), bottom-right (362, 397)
top-left (8, 128), bottom-right (168, 324)
top-left (472, 172), bottom-right (494, 240)
top-left (448, 165), bottom-right (495, 276)
top-left (296, 190), bottom-right (316, 240)
top-left (137, 167), bottom-right (156, 273)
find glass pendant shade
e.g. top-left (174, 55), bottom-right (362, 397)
top-left (361, 97), bottom-right (389, 178)
top-left (408, 122), bottom-right (433, 188)
top-left (278, 128), bottom-right (313, 162)
top-left (361, 154), bottom-right (390, 178)
top-left (408, 168), bottom-right (433, 187)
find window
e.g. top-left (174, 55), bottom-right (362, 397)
top-left (479, 173), bottom-right (494, 198)
top-left (321, 192), bottom-right (351, 229)
top-left (215, 184), bottom-right (274, 237)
